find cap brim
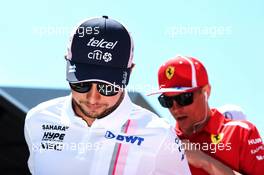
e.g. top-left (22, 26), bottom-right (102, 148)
top-left (147, 87), bottom-right (199, 96)
top-left (66, 60), bottom-right (131, 87)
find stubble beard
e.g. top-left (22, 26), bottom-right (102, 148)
top-left (72, 92), bottom-right (124, 120)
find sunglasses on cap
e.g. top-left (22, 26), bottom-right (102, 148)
top-left (158, 92), bottom-right (194, 108)
top-left (69, 82), bottom-right (121, 96)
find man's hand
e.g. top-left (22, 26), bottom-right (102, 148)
top-left (181, 140), bottom-right (241, 175)
top-left (181, 140), bottom-right (211, 169)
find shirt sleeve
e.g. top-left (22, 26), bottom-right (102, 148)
top-left (154, 127), bottom-right (191, 175)
top-left (239, 122), bottom-right (264, 175)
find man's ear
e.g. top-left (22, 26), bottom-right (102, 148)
top-left (203, 84), bottom-right (211, 99)
top-left (130, 63), bottom-right (136, 73)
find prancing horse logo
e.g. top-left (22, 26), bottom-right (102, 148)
top-left (211, 133), bottom-right (224, 144)
top-left (165, 66), bottom-right (175, 80)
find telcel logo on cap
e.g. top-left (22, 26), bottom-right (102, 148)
top-left (66, 16), bottom-right (134, 87)
top-left (87, 37), bottom-right (118, 50)
top-left (165, 66), bottom-right (175, 80)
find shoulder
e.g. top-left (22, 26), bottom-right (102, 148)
top-left (130, 104), bottom-right (177, 143)
top-left (222, 119), bottom-right (262, 142)
top-left (223, 119), bottom-right (257, 131)
top-left (212, 109), bottom-right (258, 132)
top-left (131, 103), bottom-right (171, 129)
top-left (25, 95), bottom-right (69, 121)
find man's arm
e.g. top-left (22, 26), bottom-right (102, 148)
top-left (182, 140), bottom-right (240, 175)
top-left (239, 122), bottom-right (264, 175)
top-left (24, 114), bottom-right (35, 174)
top-left (154, 128), bottom-right (191, 175)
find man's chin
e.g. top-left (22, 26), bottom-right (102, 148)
top-left (83, 110), bottom-right (105, 119)
top-left (83, 108), bottom-right (112, 119)
top-left (90, 113), bottom-right (105, 119)
top-left (177, 124), bottom-right (192, 135)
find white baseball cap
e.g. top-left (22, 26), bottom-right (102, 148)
top-left (218, 104), bottom-right (247, 120)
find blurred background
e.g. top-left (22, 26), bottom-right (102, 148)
top-left (1, 0), bottom-right (263, 173)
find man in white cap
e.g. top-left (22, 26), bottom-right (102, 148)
top-left (24, 16), bottom-right (191, 175)
top-left (149, 55), bottom-right (264, 175)
top-left (218, 104), bottom-right (247, 120)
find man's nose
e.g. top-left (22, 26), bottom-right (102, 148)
top-left (170, 100), bottom-right (183, 114)
top-left (85, 84), bottom-right (101, 104)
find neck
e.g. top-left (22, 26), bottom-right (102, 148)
top-left (182, 117), bottom-right (209, 137)
top-left (72, 100), bottom-right (94, 126)
top-left (192, 115), bottom-right (210, 134)
top-left (183, 106), bottom-right (212, 136)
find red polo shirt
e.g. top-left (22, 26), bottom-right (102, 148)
top-left (176, 109), bottom-right (264, 175)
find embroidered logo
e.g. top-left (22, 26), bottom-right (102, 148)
top-left (105, 130), bottom-right (144, 146)
top-left (211, 133), bottom-right (224, 144)
top-left (165, 66), bottom-right (175, 80)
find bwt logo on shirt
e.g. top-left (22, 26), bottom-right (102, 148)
top-left (105, 131), bottom-right (144, 146)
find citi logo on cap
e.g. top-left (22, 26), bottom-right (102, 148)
top-left (87, 37), bottom-right (118, 50)
top-left (165, 66), bottom-right (175, 80)
top-left (65, 16), bottom-right (134, 87)
top-left (88, 50), bottom-right (112, 62)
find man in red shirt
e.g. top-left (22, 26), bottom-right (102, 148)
top-left (149, 55), bottom-right (264, 175)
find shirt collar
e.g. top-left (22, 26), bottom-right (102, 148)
top-left (93, 91), bottom-right (133, 129)
top-left (202, 109), bottom-right (226, 135)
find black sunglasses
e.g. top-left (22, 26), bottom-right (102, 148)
top-left (69, 82), bottom-right (120, 96)
top-left (158, 92), bottom-right (194, 108)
